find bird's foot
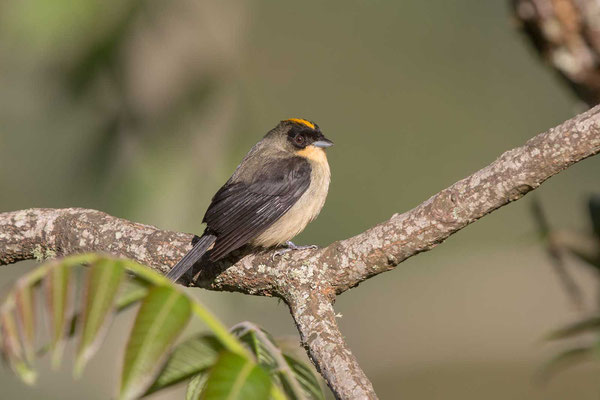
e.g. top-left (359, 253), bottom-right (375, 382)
top-left (272, 241), bottom-right (318, 259)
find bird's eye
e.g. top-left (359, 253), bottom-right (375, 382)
top-left (294, 134), bottom-right (305, 145)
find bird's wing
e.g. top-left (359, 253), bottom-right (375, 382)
top-left (203, 156), bottom-right (311, 260)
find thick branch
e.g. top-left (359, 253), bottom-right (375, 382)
top-left (1, 105), bottom-right (600, 399)
top-left (288, 287), bottom-right (376, 399)
top-left (2, 106), bottom-right (600, 296)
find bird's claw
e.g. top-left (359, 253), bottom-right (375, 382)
top-left (271, 241), bottom-right (318, 260)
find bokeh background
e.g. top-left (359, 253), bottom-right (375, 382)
top-left (1, 0), bottom-right (599, 399)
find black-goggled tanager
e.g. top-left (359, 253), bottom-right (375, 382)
top-left (166, 118), bottom-right (333, 281)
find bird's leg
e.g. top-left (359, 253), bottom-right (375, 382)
top-left (272, 241), bottom-right (318, 259)
top-left (285, 240), bottom-right (318, 250)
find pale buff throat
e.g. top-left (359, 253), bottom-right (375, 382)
top-left (252, 146), bottom-right (330, 247)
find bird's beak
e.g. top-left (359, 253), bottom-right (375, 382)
top-left (312, 138), bottom-right (334, 148)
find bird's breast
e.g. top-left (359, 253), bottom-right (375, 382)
top-left (251, 151), bottom-right (330, 247)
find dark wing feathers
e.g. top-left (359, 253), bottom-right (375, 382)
top-left (203, 156), bottom-right (311, 260)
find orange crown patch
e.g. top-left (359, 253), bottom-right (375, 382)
top-left (284, 118), bottom-right (315, 129)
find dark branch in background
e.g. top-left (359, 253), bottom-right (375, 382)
top-left (512, 0), bottom-right (600, 107)
top-left (2, 106), bottom-right (600, 399)
top-left (531, 199), bottom-right (586, 311)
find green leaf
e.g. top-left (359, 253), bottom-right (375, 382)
top-left (115, 280), bottom-right (149, 311)
top-left (119, 286), bottom-right (192, 400)
top-left (0, 307), bottom-right (37, 384)
top-left (186, 373), bottom-right (208, 400)
top-left (44, 262), bottom-right (72, 368)
top-left (232, 322), bottom-right (323, 400)
top-left (34, 275), bottom-right (147, 360)
top-left (146, 334), bottom-right (224, 394)
top-left (118, 258), bottom-right (172, 287)
top-left (1, 254), bottom-right (284, 399)
top-left (282, 354), bottom-right (324, 400)
top-left (201, 352), bottom-right (271, 400)
top-left (122, 257), bottom-right (248, 357)
top-left (14, 282), bottom-right (36, 364)
top-left (232, 326), bottom-right (278, 371)
top-left (539, 347), bottom-right (596, 381)
top-left (74, 258), bottom-right (124, 376)
top-left (546, 316), bottom-right (600, 340)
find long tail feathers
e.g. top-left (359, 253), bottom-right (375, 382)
top-left (166, 234), bottom-right (217, 282)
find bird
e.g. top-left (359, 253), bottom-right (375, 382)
top-left (166, 118), bottom-right (333, 282)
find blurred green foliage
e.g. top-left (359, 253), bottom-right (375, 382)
top-left (0, 255), bottom-right (323, 400)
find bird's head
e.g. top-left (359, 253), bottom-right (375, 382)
top-left (264, 118), bottom-right (333, 161)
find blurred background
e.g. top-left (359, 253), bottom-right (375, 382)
top-left (1, 0), bottom-right (599, 399)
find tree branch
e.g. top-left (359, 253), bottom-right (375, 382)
top-left (512, 0), bottom-right (600, 106)
top-left (1, 105), bottom-right (600, 399)
top-left (288, 287), bottom-right (377, 399)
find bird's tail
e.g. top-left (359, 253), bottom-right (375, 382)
top-left (166, 234), bottom-right (217, 282)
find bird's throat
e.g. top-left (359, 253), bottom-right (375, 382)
top-left (297, 145), bottom-right (327, 164)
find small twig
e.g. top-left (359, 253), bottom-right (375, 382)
top-left (531, 199), bottom-right (586, 311)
